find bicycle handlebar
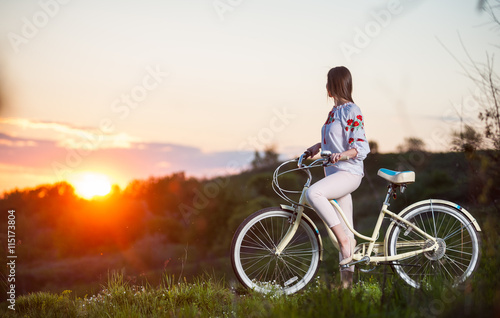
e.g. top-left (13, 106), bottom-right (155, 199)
top-left (274, 152), bottom-right (349, 206)
top-left (297, 150), bottom-right (349, 168)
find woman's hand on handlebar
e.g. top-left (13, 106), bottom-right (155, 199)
top-left (329, 152), bottom-right (344, 164)
top-left (329, 148), bottom-right (357, 163)
top-left (304, 143), bottom-right (321, 159)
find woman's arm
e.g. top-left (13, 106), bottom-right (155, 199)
top-left (305, 142), bottom-right (321, 158)
top-left (331, 148), bottom-right (358, 163)
top-left (344, 105), bottom-right (370, 161)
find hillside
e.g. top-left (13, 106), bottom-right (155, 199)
top-left (0, 151), bottom-right (498, 299)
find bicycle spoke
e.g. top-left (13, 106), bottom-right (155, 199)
top-left (418, 213), bottom-right (428, 238)
top-left (241, 232), bottom-right (265, 249)
top-left (253, 221), bottom-right (275, 249)
top-left (258, 219), bottom-right (278, 249)
top-left (247, 227), bottom-right (273, 251)
top-left (240, 244), bottom-right (273, 252)
top-left (441, 218), bottom-right (460, 240)
top-left (444, 261), bottom-right (464, 279)
top-left (280, 257), bottom-right (305, 278)
top-left (446, 248), bottom-right (473, 256)
top-left (283, 250), bottom-right (315, 258)
top-left (240, 253), bottom-right (271, 261)
top-left (260, 258), bottom-right (273, 283)
top-left (446, 237), bottom-right (472, 248)
top-left (245, 256), bottom-right (273, 277)
top-left (443, 222), bottom-right (473, 241)
top-left (232, 210), bottom-right (320, 294)
top-left (443, 254), bottom-right (469, 271)
top-left (430, 202), bottom-right (438, 238)
top-left (247, 255), bottom-right (274, 279)
top-left (434, 258), bottom-right (453, 281)
top-left (388, 206), bottom-right (480, 288)
top-left (436, 213), bottom-right (448, 236)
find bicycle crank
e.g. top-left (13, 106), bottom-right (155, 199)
top-left (340, 256), bottom-right (370, 269)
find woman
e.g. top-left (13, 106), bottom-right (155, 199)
top-left (304, 66), bottom-right (370, 288)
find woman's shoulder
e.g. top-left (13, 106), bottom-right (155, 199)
top-left (339, 102), bottom-right (362, 117)
top-left (345, 102), bottom-right (362, 113)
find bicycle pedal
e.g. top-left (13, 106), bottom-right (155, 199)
top-left (340, 256), bottom-right (370, 268)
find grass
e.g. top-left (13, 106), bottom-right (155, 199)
top-left (1, 206), bottom-right (499, 317)
top-left (1, 267), bottom-right (498, 318)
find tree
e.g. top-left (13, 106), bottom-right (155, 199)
top-left (447, 0), bottom-right (500, 205)
top-left (456, 1), bottom-right (500, 151)
top-left (368, 140), bottom-right (379, 154)
top-left (472, 51), bottom-right (500, 150)
top-left (251, 146), bottom-right (280, 170)
top-left (396, 137), bottom-right (426, 153)
top-left (451, 124), bottom-right (483, 153)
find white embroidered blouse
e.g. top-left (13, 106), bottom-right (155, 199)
top-left (321, 102), bottom-right (370, 176)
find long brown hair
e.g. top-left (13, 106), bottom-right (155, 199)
top-left (326, 66), bottom-right (354, 103)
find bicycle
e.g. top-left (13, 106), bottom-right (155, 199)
top-left (230, 151), bottom-right (482, 294)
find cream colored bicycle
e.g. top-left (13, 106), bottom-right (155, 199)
top-left (230, 151), bottom-right (482, 294)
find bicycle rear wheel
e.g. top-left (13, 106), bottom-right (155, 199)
top-left (387, 203), bottom-right (481, 288)
top-left (230, 207), bottom-right (321, 294)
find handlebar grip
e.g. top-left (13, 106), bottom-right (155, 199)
top-left (297, 152), bottom-right (308, 168)
top-left (323, 155), bottom-right (349, 165)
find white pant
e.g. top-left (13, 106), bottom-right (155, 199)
top-left (306, 171), bottom-right (362, 272)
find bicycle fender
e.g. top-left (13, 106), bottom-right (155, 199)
top-left (280, 204), bottom-right (324, 261)
top-left (384, 199), bottom-right (482, 246)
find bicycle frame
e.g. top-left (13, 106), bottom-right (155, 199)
top-left (274, 156), bottom-right (439, 265)
top-left (232, 152), bottom-right (482, 293)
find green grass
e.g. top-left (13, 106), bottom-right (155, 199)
top-left (1, 268), bottom-right (498, 318)
top-left (1, 203), bottom-right (499, 317)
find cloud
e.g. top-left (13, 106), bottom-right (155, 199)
top-left (0, 132), bottom-right (255, 193)
top-left (1, 117), bottom-right (94, 135)
top-left (0, 117), bottom-right (139, 150)
top-left (0, 137), bottom-right (37, 147)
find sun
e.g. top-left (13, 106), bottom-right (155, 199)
top-left (69, 172), bottom-right (112, 200)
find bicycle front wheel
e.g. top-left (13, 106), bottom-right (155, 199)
top-left (230, 207), bottom-right (321, 294)
top-left (387, 203), bottom-right (481, 288)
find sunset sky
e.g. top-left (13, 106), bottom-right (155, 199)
top-left (0, 0), bottom-right (498, 194)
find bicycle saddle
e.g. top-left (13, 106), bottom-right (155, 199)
top-left (377, 168), bottom-right (415, 184)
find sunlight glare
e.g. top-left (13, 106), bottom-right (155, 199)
top-left (69, 172), bottom-right (112, 200)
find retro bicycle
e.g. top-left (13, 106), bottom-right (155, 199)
top-left (230, 151), bottom-right (482, 294)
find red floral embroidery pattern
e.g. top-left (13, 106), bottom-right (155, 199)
top-left (348, 138), bottom-right (354, 144)
top-left (324, 111), bottom-right (335, 125)
top-left (323, 111), bottom-right (336, 143)
top-left (345, 115), bottom-right (364, 133)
